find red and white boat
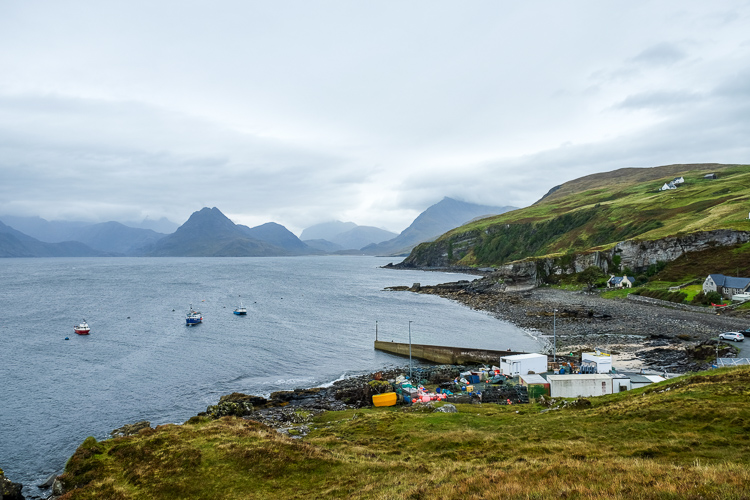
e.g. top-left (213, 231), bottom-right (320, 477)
top-left (74, 320), bottom-right (90, 335)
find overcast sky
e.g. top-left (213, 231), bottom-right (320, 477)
top-left (1, 1), bottom-right (749, 234)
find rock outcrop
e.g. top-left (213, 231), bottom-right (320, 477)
top-left (0, 468), bottom-right (24, 500)
top-left (406, 229), bottom-right (750, 289)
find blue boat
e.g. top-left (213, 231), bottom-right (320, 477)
top-left (186, 305), bottom-right (203, 326)
top-left (233, 301), bottom-right (247, 316)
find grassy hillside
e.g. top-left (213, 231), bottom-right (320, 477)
top-left (58, 367), bottom-right (750, 499)
top-left (408, 164), bottom-right (750, 267)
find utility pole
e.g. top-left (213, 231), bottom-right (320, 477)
top-left (553, 309), bottom-right (558, 363)
top-left (409, 320), bottom-right (413, 380)
top-left (375, 320), bottom-right (378, 341)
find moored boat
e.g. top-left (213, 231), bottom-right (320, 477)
top-left (186, 305), bottom-right (203, 326)
top-left (233, 301), bottom-right (247, 315)
top-left (74, 320), bottom-right (90, 335)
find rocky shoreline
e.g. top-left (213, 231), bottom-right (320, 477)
top-left (403, 281), bottom-right (748, 373)
top-left (15, 280), bottom-right (749, 499)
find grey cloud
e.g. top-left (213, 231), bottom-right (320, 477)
top-left (630, 42), bottom-right (687, 67)
top-left (615, 90), bottom-right (705, 110)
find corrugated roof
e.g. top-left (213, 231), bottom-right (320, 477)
top-left (547, 374), bottom-right (612, 381)
top-left (500, 353), bottom-right (547, 361)
top-left (520, 374), bottom-right (548, 385)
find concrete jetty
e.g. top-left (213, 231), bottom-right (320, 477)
top-left (374, 340), bottom-right (528, 365)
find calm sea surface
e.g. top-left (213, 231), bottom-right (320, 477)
top-left (0, 256), bottom-right (541, 490)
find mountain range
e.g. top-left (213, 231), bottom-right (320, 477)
top-left (301, 222), bottom-right (397, 252)
top-left (361, 197), bottom-right (516, 255)
top-left (0, 197), bottom-right (516, 258)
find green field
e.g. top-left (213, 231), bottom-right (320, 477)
top-left (407, 164), bottom-right (750, 268)
top-left (57, 367), bottom-right (750, 499)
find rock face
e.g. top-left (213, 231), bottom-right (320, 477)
top-left (614, 230), bottom-right (750, 270)
top-left (0, 468), bottom-right (24, 500)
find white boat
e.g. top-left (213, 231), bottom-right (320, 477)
top-left (74, 320), bottom-right (90, 335)
top-left (233, 302), bottom-right (247, 315)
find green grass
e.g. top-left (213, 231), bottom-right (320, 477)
top-left (406, 164), bottom-right (750, 268)
top-left (57, 367), bottom-right (750, 499)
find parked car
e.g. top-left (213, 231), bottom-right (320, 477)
top-left (739, 328), bottom-right (750, 335)
top-left (719, 332), bottom-right (745, 342)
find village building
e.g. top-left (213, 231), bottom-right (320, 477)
top-left (704, 173), bottom-right (717, 179)
top-left (660, 181), bottom-right (677, 191)
top-left (499, 353), bottom-right (547, 376)
top-left (703, 274), bottom-right (750, 299)
top-left (581, 351), bottom-right (612, 373)
top-left (608, 275), bottom-right (636, 288)
top-left (546, 373), bottom-right (666, 398)
top-left (672, 176), bottom-right (685, 184)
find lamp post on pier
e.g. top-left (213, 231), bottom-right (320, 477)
top-left (553, 309), bottom-right (558, 363)
top-left (409, 320), bottom-right (413, 380)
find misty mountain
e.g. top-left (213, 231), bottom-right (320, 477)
top-left (0, 215), bottom-right (169, 255)
top-left (241, 222), bottom-right (310, 254)
top-left (0, 215), bottom-right (89, 242)
top-left (145, 207), bottom-right (312, 257)
top-left (299, 221), bottom-right (357, 241)
top-left (361, 197), bottom-right (516, 256)
top-left (0, 220), bottom-right (108, 257)
top-left (300, 221), bottom-right (397, 251)
top-left (71, 222), bottom-right (167, 255)
top-left (329, 225), bottom-right (397, 250)
top-left (122, 217), bottom-right (179, 234)
top-left (303, 239), bottom-right (345, 253)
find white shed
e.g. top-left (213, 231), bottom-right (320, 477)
top-left (547, 374), bottom-right (613, 398)
top-left (581, 352), bottom-right (612, 373)
top-left (611, 374), bottom-right (631, 392)
top-left (499, 353), bottom-right (547, 376)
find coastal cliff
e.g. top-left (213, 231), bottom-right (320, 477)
top-left (401, 229), bottom-right (750, 289)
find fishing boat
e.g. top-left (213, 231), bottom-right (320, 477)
top-left (186, 305), bottom-right (203, 326)
top-left (233, 301), bottom-right (247, 315)
top-left (74, 320), bottom-right (90, 335)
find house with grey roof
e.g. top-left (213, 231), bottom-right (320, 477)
top-left (608, 275), bottom-right (636, 288)
top-left (703, 274), bottom-right (750, 299)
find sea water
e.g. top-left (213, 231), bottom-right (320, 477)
top-left (0, 256), bottom-right (541, 491)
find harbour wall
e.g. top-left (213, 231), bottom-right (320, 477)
top-left (374, 340), bottom-right (528, 365)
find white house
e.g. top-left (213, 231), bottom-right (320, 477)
top-left (673, 176), bottom-right (685, 184)
top-left (660, 182), bottom-right (677, 191)
top-left (703, 274), bottom-right (750, 298)
top-left (608, 276), bottom-right (635, 288)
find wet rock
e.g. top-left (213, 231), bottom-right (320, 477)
top-left (37, 473), bottom-right (57, 489)
top-left (110, 421), bottom-right (152, 438)
top-left (435, 404), bottom-right (457, 413)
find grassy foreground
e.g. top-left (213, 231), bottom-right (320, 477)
top-left (59, 367), bottom-right (750, 499)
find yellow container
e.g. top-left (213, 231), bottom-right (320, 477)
top-left (372, 392), bottom-right (398, 407)
top-left (466, 385), bottom-right (474, 392)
